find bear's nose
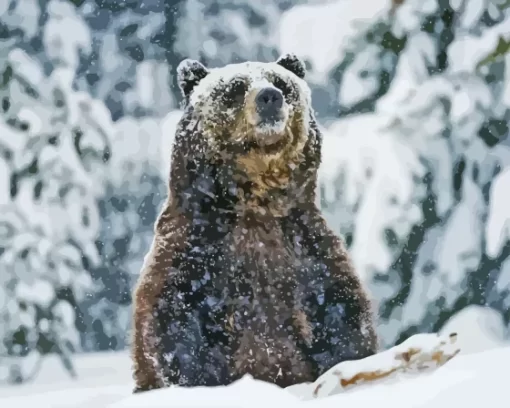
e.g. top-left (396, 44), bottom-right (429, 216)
top-left (255, 87), bottom-right (283, 118)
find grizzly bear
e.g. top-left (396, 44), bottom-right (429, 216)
top-left (131, 53), bottom-right (379, 393)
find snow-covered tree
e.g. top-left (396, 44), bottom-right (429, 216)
top-left (76, 0), bottom-right (176, 119)
top-left (174, 0), bottom-right (311, 68)
top-left (0, 45), bottom-right (113, 382)
top-left (0, 0), bottom-right (121, 383)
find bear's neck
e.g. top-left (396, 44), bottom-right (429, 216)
top-left (169, 154), bottom-right (309, 221)
top-left (169, 176), bottom-right (299, 221)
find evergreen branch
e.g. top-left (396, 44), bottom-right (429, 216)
top-left (476, 35), bottom-right (510, 69)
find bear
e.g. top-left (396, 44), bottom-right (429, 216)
top-left (131, 53), bottom-right (379, 393)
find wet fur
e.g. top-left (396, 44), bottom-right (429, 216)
top-left (131, 65), bottom-right (378, 392)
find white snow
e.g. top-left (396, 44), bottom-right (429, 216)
top-left (486, 167), bottom-right (510, 258)
top-left (448, 15), bottom-right (510, 73)
top-left (15, 279), bottom-right (54, 309)
top-left (43, 0), bottom-right (92, 70)
top-left (439, 306), bottom-right (507, 354)
top-left (0, 0), bottom-right (41, 41)
top-left (0, 333), bottom-right (508, 408)
top-left (338, 44), bottom-right (381, 107)
top-left (110, 117), bottom-right (163, 180)
top-left (175, 0), bottom-right (284, 68)
top-left (436, 178), bottom-right (484, 297)
top-left (160, 110), bottom-right (183, 175)
top-left (278, 0), bottom-right (391, 84)
top-left (0, 157), bottom-right (10, 206)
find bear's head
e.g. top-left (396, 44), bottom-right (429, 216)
top-left (177, 53), bottom-right (312, 153)
top-left (171, 54), bottom-right (321, 216)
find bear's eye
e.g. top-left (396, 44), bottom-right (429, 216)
top-left (272, 76), bottom-right (293, 97)
top-left (223, 78), bottom-right (247, 107)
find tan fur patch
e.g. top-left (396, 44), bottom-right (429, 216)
top-left (229, 217), bottom-right (293, 271)
top-left (243, 88), bottom-right (264, 128)
top-left (293, 310), bottom-right (313, 346)
top-left (233, 110), bottom-right (308, 217)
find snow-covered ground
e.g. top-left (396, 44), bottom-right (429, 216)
top-left (0, 333), bottom-right (508, 408)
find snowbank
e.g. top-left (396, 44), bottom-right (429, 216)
top-left (439, 305), bottom-right (508, 355)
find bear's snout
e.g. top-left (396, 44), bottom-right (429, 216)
top-left (255, 87), bottom-right (284, 120)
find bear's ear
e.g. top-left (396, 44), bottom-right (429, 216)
top-left (176, 59), bottom-right (210, 98)
top-left (276, 53), bottom-right (306, 79)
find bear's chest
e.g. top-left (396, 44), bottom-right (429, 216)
top-left (219, 219), bottom-right (301, 295)
top-left (177, 214), bottom-right (330, 335)
top-left (202, 217), bottom-right (320, 325)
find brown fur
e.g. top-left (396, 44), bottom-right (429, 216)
top-left (131, 57), bottom-right (378, 393)
top-left (131, 202), bottom-right (190, 391)
top-left (224, 215), bottom-right (315, 385)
